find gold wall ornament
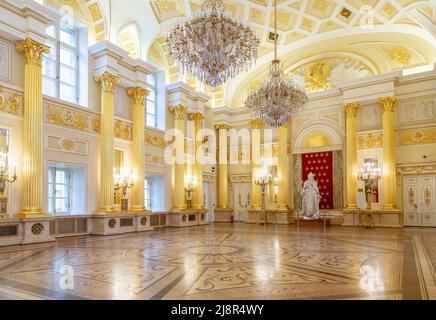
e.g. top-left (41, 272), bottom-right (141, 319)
top-left (344, 102), bottom-right (359, 119)
top-left (7, 96), bottom-right (20, 115)
top-left (60, 138), bottom-right (77, 152)
top-left (31, 223), bottom-right (44, 235)
top-left (380, 96), bottom-right (397, 113)
top-left (127, 86), bottom-right (149, 105)
top-left (16, 38), bottom-right (50, 66)
top-left (397, 127), bottom-right (436, 145)
top-left (114, 120), bottom-right (131, 140)
top-left (95, 71), bottom-right (120, 93)
top-left (388, 47), bottom-right (411, 66)
top-left (46, 105), bottom-right (89, 130)
top-left (304, 61), bottom-right (332, 92)
top-left (357, 133), bottom-right (384, 149)
top-left (169, 104), bottom-right (187, 120)
top-left (303, 131), bottom-right (332, 148)
top-left (250, 119), bottom-right (263, 129)
top-left (0, 89), bottom-right (5, 110)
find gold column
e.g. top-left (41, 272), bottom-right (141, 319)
top-left (277, 124), bottom-right (289, 210)
top-left (380, 97), bottom-right (397, 209)
top-left (190, 113), bottom-right (205, 209)
top-left (128, 86), bottom-right (149, 212)
top-left (95, 72), bottom-right (120, 212)
top-left (250, 119), bottom-right (263, 210)
top-left (345, 103), bottom-right (359, 209)
top-left (16, 38), bottom-right (50, 217)
top-left (216, 124), bottom-right (230, 209)
top-left (170, 105), bottom-right (187, 210)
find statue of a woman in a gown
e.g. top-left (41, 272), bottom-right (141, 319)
top-left (301, 172), bottom-right (321, 219)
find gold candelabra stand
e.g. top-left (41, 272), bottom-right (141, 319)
top-left (255, 170), bottom-right (272, 225)
top-left (184, 176), bottom-right (198, 210)
top-left (114, 171), bottom-right (134, 212)
top-left (357, 163), bottom-right (381, 228)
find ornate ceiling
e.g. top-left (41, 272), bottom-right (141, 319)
top-left (44, 0), bottom-right (436, 108)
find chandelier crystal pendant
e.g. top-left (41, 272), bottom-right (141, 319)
top-left (167, 0), bottom-right (260, 88)
top-left (245, 0), bottom-right (308, 128)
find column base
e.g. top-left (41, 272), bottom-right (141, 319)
top-left (0, 216), bottom-right (55, 246)
top-left (90, 212), bottom-right (157, 235)
top-left (214, 207), bottom-right (233, 223)
top-left (14, 210), bottom-right (52, 219)
top-left (129, 208), bottom-right (151, 214)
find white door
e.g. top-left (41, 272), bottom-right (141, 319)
top-left (403, 175), bottom-right (436, 227)
top-left (203, 182), bottom-right (213, 223)
top-left (233, 183), bottom-right (252, 222)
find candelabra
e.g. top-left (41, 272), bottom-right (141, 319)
top-left (184, 176), bottom-right (198, 210)
top-left (255, 170), bottom-right (272, 225)
top-left (114, 169), bottom-right (135, 212)
top-left (358, 163), bottom-right (381, 210)
top-left (0, 152), bottom-right (17, 218)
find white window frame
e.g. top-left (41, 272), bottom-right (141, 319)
top-left (145, 176), bottom-right (153, 210)
top-left (146, 75), bottom-right (158, 128)
top-left (48, 167), bottom-right (72, 216)
top-left (43, 22), bottom-right (79, 104)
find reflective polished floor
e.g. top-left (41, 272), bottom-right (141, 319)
top-left (0, 223), bottom-right (435, 300)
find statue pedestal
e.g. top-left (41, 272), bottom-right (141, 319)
top-left (295, 217), bottom-right (331, 228)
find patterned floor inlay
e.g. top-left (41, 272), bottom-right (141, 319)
top-left (0, 224), bottom-right (434, 300)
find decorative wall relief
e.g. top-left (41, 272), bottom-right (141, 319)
top-left (357, 133), bottom-right (383, 149)
top-left (145, 129), bottom-right (167, 149)
top-left (293, 154), bottom-right (302, 210)
top-left (92, 118), bottom-right (100, 133)
top-left (7, 96), bottom-right (20, 115)
top-left (46, 105), bottom-right (89, 131)
top-left (145, 154), bottom-right (165, 167)
top-left (47, 136), bottom-right (88, 155)
top-left (0, 87), bottom-right (22, 116)
top-left (0, 39), bottom-right (11, 81)
top-left (397, 127), bottom-right (436, 145)
top-left (399, 97), bottom-right (436, 125)
top-left (114, 120), bottom-right (132, 140)
top-left (357, 104), bottom-right (382, 131)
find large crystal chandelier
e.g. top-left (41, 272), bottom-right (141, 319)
top-left (245, 0), bottom-right (308, 128)
top-left (167, 0), bottom-right (260, 88)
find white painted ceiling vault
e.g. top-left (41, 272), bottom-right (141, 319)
top-left (44, 0), bottom-right (436, 108)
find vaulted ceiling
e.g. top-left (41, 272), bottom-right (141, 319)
top-left (45, 0), bottom-right (436, 108)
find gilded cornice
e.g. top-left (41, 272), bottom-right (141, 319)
top-left (344, 102), bottom-right (359, 119)
top-left (95, 71), bottom-right (120, 93)
top-left (128, 86), bottom-right (149, 105)
top-left (380, 96), bottom-right (397, 113)
top-left (16, 38), bottom-right (50, 66)
top-left (169, 104), bottom-right (187, 120)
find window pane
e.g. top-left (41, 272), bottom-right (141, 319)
top-left (43, 59), bottom-right (56, 78)
top-left (147, 74), bottom-right (156, 87)
top-left (56, 170), bottom-right (66, 183)
top-left (48, 183), bottom-right (54, 196)
top-left (60, 47), bottom-right (76, 67)
top-left (146, 115), bottom-right (156, 127)
top-left (60, 28), bottom-right (76, 47)
top-left (60, 65), bottom-right (76, 85)
top-left (45, 41), bottom-right (57, 61)
top-left (43, 77), bottom-right (56, 97)
top-left (56, 185), bottom-right (68, 198)
top-left (146, 101), bottom-right (156, 115)
top-left (48, 199), bottom-right (53, 213)
top-left (55, 198), bottom-right (68, 212)
top-left (147, 89), bottom-right (156, 102)
top-left (60, 83), bottom-right (76, 103)
top-left (46, 24), bottom-right (56, 38)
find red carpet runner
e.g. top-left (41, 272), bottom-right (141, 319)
top-left (302, 151), bottom-right (334, 210)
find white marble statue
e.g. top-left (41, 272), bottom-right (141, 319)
top-left (301, 172), bottom-right (321, 219)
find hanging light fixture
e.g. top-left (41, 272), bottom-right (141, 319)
top-left (167, 0), bottom-right (260, 88)
top-left (245, 0), bottom-right (308, 128)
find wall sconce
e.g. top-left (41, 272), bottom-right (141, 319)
top-left (0, 152), bottom-right (17, 218)
top-left (273, 177), bottom-right (279, 204)
top-left (114, 168), bottom-right (135, 212)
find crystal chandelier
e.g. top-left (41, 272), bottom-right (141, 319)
top-left (167, 0), bottom-right (260, 88)
top-left (245, 0), bottom-right (308, 128)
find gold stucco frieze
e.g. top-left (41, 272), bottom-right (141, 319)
top-left (357, 133), bottom-right (384, 149)
top-left (397, 127), bottom-right (436, 146)
top-left (46, 105), bottom-right (89, 130)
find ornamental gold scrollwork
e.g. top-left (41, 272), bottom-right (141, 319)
top-left (0, 88), bottom-right (5, 110)
top-left (7, 96), bottom-right (20, 115)
top-left (46, 105), bottom-right (89, 130)
top-left (397, 128), bottom-right (436, 146)
top-left (357, 133), bottom-right (383, 149)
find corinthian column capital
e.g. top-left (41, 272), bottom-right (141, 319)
top-left (169, 104), bottom-right (187, 120)
top-left (16, 38), bottom-right (50, 66)
top-left (344, 102), bottom-right (359, 119)
top-left (215, 124), bottom-right (231, 131)
top-left (95, 71), bottom-right (120, 94)
top-left (188, 113), bottom-right (205, 124)
top-left (380, 96), bottom-right (397, 113)
top-left (250, 119), bottom-right (263, 129)
top-left (128, 86), bottom-right (149, 105)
